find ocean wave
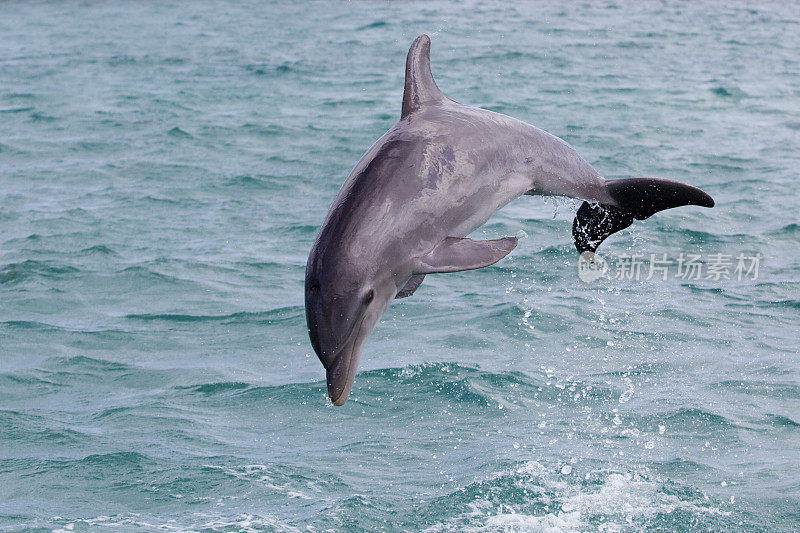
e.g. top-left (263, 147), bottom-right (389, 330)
top-left (357, 21), bottom-right (389, 30)
top-left (0, 105), bottom-right (34, 113)
top-left (90, 406), bottom-right (202, 432)
top-left (763, 414), bottom-right (800, 428)
top-left (48, 354), bottom-right (132, 372)
top-left (0, 410), bottom-right (87, 445)
top-left (0, 141), bottom-right (29, 155)
top-left (77, 244), bottom-right (118, 256)
top-left (178, 381), bottom-right (251, 395)
top-left (240, 123), bottom-right (290, 137)
top-left (232, 260), bottom-right (285, 270)
top-left (202, 380), bottom-right (324, 405)
top-left (768, 222), bottom-right (800, 235)
top-left (712, 379), bottom-right (800, 400)
top-left (220, 173), bottom-right (296, 191)
top-left (11, 452), bottom-right (158, 481)
top-left (272, 223), bottom-right (319, 237)
top-left (661, 408), bottom-right (738, 434)
top-left (681, 284), bottom-right (748, 300)
top-left (763, 299), bottom-right (800, 310)
top-left (126, 305), bottom-right (303, 325)
top-left (102, 263), bottom-right (242, 293)
top-left (166, 126), bottom-right (193, 138)
top-left (0, 259), bottom-right (80, 284)
top-left (653, 227), bottom-right (730, 242)
top-left (188, 362), bottom-right (621, 411)
top-left (422, 461), bottom-right (734, 532)
top-left (242, 60), bottom-right (303, 76)
top-left (710, 85), bottom-right (748, 99)
top-left (0, 372), bottom-right (62, 391)
top-left (0, 356), bottom-right (160, 395)
top-left (80, 451), bottom-right (157, 468)
top-left (171, 363), bottom-right (516, 406)
top-left (47, 513), bottom-right (294, 533)
top-left (0, 320), bottom-right (67, 332)
top-left (202, 462), bottom-right (348, 501)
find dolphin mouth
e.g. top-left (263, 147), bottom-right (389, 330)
top-left (326, 318), bottom-right (365, 406)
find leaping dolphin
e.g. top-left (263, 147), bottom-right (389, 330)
top-left (305, 35), bottom-right (713, 405)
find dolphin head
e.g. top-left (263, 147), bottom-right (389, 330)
top-left (305, 250), bottom-right (396, 406)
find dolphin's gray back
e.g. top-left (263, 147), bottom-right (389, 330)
top-left (311, 34), bottom-right (614, 280)
top-left (316, 101), bottom-right (609, 269)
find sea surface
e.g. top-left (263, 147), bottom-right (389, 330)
top-left (1, 1), bottom-right (799, 531)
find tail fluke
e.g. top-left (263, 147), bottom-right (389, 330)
top-left (572, 178), bottom-right (714, 254)
top-left (572, 202), bottom-right (635, 254)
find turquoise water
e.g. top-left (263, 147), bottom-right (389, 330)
top-left (2, 1), bottom-right (799, 530)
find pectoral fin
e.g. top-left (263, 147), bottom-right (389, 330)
top-left (414, 236), bottom-right (518, 274)
top-left (396, 274), bottom-right (426, 298)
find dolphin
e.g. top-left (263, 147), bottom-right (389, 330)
top-left (305, 35), bottom-right (714, 406)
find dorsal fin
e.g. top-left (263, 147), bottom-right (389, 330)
top-left (401, 34), bottom-right (445, 119)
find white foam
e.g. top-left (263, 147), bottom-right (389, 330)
top-left (482, 511), bottom-right (582, 533)
top-left (50, 513), bottom-right (296, 533)
top-left (424, 461), bottom-right (729, 532)
top-left (202, 463), bottom-right (314, 500)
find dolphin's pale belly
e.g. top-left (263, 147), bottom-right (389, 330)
top-left (439, 167), bottom-right (531, 239)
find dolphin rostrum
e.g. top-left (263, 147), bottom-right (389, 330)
top-left (305, 35), bottom-right (714, 405)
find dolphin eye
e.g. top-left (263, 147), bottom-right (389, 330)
top-left (365, 289), bottom-right (374, 304)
